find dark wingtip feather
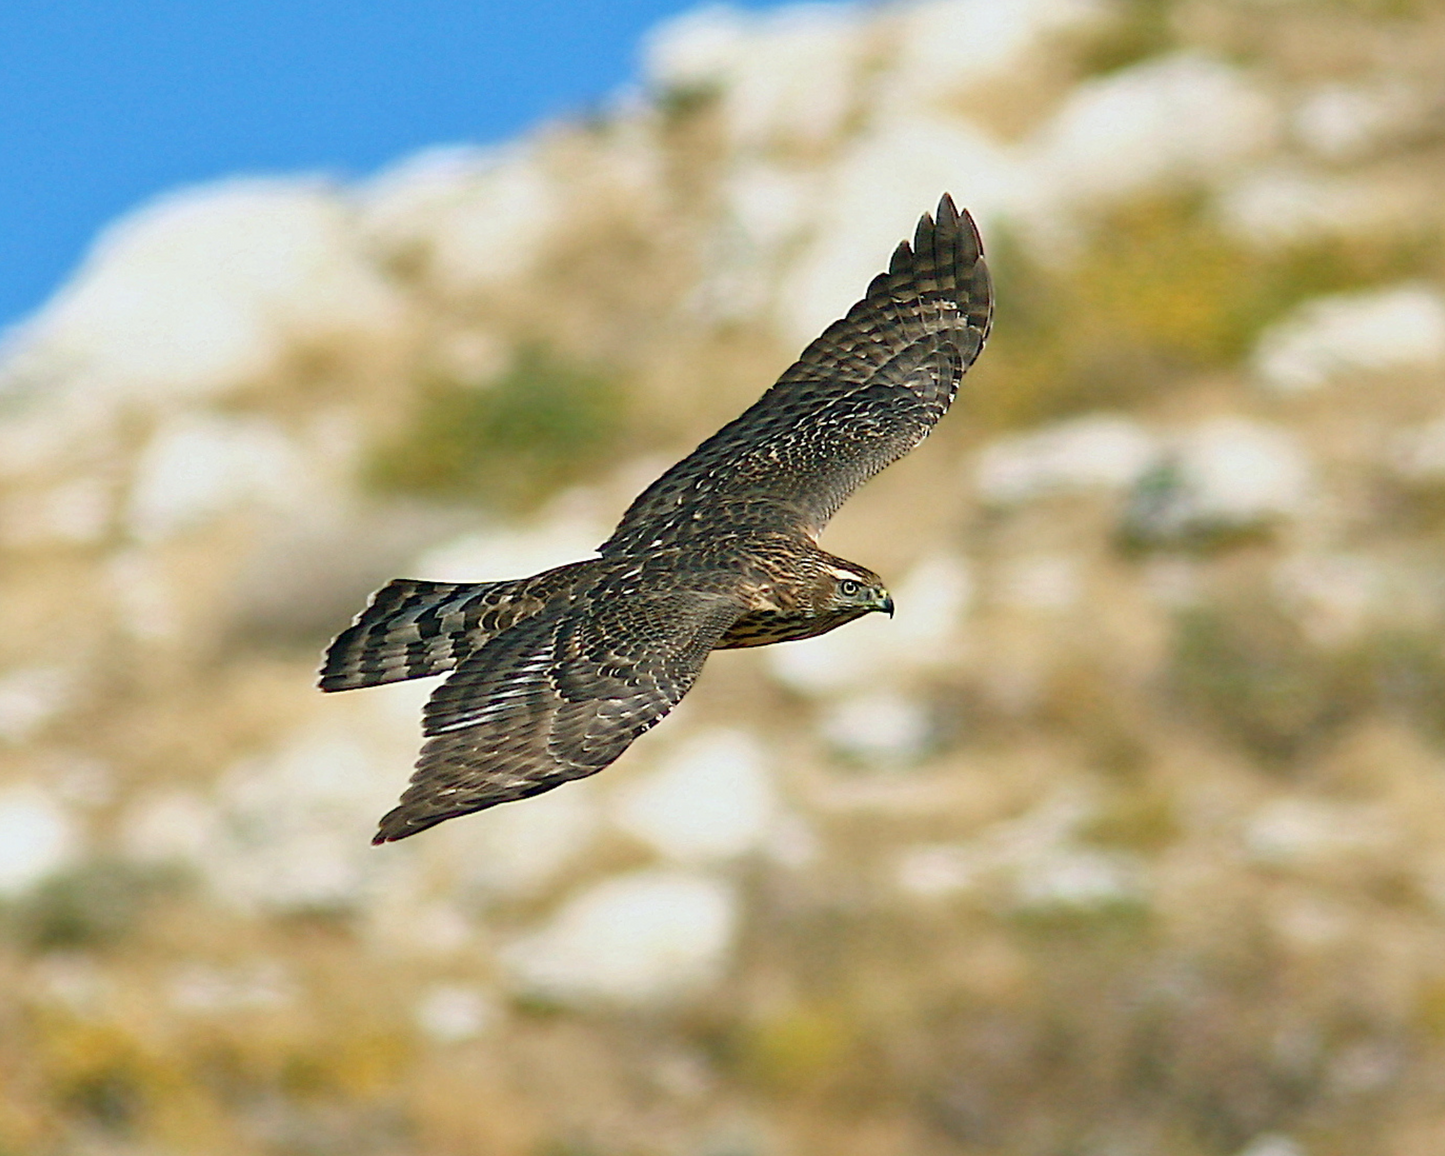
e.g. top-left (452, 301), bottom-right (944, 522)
top-left (957, 206), bottom-right (984, 264)
top-left (887, 237), bottom-right (914, 277)
top-left (316, 648), bottom-right (358, 692)
top-left (373, 805), bottom-right (424, 844)
top-left (317, 633), bottom-right (358, 692)
top-left (931, 194), bottom-right (982, 263)
top-left (912, 204), bottom-right (934, 257)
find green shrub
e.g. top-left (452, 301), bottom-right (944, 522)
top-left (1169, 604), bottom-right (1354, 763)
top-left (974, 195), bottom-right (1439, 430)
top-left (367, 345), bottom-right (627, 512)
top-left (9, 860), bottom-right (182, 951)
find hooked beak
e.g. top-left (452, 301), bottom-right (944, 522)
top-left (880, 594), bottom-right (895, 618)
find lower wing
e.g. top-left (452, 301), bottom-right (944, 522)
top-left (372, 584), bottom-right (744, 842)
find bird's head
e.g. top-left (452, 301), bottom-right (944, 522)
top-left (819, 559), bottom-right (894, 618)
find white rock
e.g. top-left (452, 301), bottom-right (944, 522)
top-left (168, 961), bottom-right (295, 1014)
top-left (127, 413), bottom-right (316, 540)
top-left (224, 728), bottom-right (396, 817)
top-left (414, 983), bottom-right (498, 1043)
top-left (1236, 1135), bottom-right (1305, 1156)
top-left (416, 505), bottom-right (605, 582)
top-left (975, 415), bottom-right (1158, 505)
top-left (373, 899), bottom-right (475, 957)
top-left (1273, 896), bottom-right (1353, 951)
top-left (120, 789), bottom-right (223, 864)
top-left (977, 789), bottom-right (1096, 857)
top-left (819, 691), bottom-right (931, 765)
top-left (1389, 415), bottom-right (1445, 480)
top-left (106, 548), bottom-right (179, 640)
top-left (1218, 165), bottom-right (1399, 246)
top-left (32, 956), bottom-right (117, 1014)
top-left (645, 4), bottom-right (866, 150)
top-left (8, 179), bottom-right (405, 406)
top-left (768, 612), bottom-right (895, 697)
top-left (897, 843), bottom-right (985, 899)
top-left (500, 869), bottom-right (738, 1006)
top-left (697, 162), bottom-right (823, 322)
top-left (763, 811), bottom-right (822, 869)
top-left (452, 780), bottom-right (602, 900)
top-left (51, 758), bottom-right (115, 809)
top-left (891, 552), bottom-right (974, 651)
top-left (1178, 419), bottom-right (1311, 520)
top-left (782, 52), bottom-right (1274, 341)
top-left (1031, 52), bottom-right (1278, 206)
top-left (880, 0), bottom-right (1104, 113)
top-left (0, 665), bottom-right (73, 743)
top-left (431, 326), bottom-right (509, 384)
top-left (202, 727), bottom-right (402, 911)
top-left (1124, 418), bottom-right (1311, 542)
top-left (1012, 848), bottom-right (1144, 910)
top-left (0, 785), bottom-right (79, 896)
top-left (31, 959), bottom-right (118, 1011)
top-left (895, 788), bottom-right (1130, 904)
top-left (211, 824), bottom-right (370, 913)
top-left (995, 554), bottom-right (1081, 612)
top-left (1273, 553), bottom-right (1381, 645)
top-left (721, 163), bottom-right (819, 254)
top-left (613, 729), bottom-right (776, 863)
top-left (1243, 798), bottom-right (1389, 867)
top-left (1252, 284), bottom-right (1445, 393)
top-left (360, 144), bottom-right (560, 297)
top-left (1293, 80), bottom-right (1416, 161)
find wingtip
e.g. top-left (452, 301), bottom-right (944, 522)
top-left (373, 805), bottom-right (419, 844)
top-left (918, 193), bottom-right (983, 264)
top-left (912, 204), bottom-right (935, 255)
top-left (888, 236), bottom-right (914, 277)
top-left (958, 205), bottom-right (984, 259)
top-left (372, 803), bottom-right (410, 844)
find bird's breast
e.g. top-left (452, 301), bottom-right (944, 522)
top-left (715, 606), bottom-right (866, 650)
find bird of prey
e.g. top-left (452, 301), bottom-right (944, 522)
top-left (321, 194), bottom-right (992, 843)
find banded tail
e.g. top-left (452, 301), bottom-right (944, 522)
top-left (319, 578), bottom-right (527, 692)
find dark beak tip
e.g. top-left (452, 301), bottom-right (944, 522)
top-left (883, 597), bottom-right (895, 618)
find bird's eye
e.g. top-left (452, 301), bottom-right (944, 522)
top-left (839, 579), bottom-right (862, 596)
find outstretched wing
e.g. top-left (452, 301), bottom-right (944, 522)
top-left (599, 194), bottom-right (992, 554)
top-left (372, 583), bottom-right (744, 843)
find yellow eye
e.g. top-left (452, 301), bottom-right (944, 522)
top-left (839, 579), bottom-right (862, 597)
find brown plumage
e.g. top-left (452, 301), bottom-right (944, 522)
top-left (321, 195), bottom-right (993, 843)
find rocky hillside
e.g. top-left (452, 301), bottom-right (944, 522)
top-left (4, 1), bottom-right (1445, 1153)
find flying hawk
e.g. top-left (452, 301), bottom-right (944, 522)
top-left (321, 195), bottom-right (993, 843)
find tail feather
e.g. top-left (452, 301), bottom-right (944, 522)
top-left (319, 578), bottom-right (516, 692)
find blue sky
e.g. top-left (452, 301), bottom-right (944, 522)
top-left (0, 1), bottom-right (793, 332)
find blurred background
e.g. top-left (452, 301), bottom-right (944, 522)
top-left (4, 1), bottom-right (1445, 1153)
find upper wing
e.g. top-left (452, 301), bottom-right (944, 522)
top-left (599, 194), bottom-right (992, 555)
top-left (371, 582), bottom-right (744, 842)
